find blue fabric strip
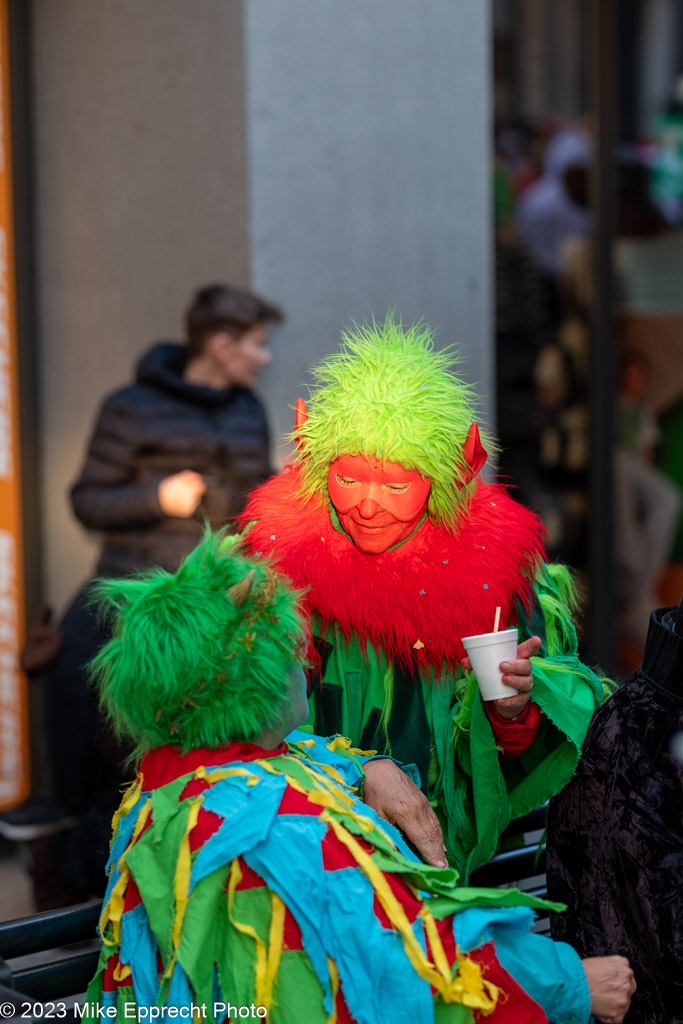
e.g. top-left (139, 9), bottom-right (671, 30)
top-left (120, 903), bottom-right (161, 1009)
top-left (245, 814), bottom-right (433, 1024)
top-left (190, 773), bottom-right (285, 888)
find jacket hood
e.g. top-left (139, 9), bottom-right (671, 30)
top-left (135, 341), bottom-right (244, 406)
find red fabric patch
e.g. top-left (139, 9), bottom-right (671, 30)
top-left (282, 907), bottom-right (304, 952)
top-left (188, 806), bottom-right (223, 854)
top-left (485, 701), bottom-right (543, 759)
top-left (320, 824), bottom-right (377, 872)
top-left (469, 941), bottom-right (549, 1023)
top-left (277, 786), bottom-right (324, 817)
top-left (239, 468), bottom-right (545, 674)
top-left (101, 953), bottom-right (121, 993)
top-left (180, 777), bottom-right (211, 800)
top-left (433, 913), bottom-right (457, 966)
top-left (371, 867), bottom-right (422, 928)
top-left (336, 986), bottom-right (358, 1024)
top-left (233, 857), bottom-right (265, 892)
top-left (123, 876), bottom-right (142, 913)
top-left (139, 742), bottom-right (287, 791)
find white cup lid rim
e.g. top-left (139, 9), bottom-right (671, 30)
top-left (461, 627), bottom-right (518, 644)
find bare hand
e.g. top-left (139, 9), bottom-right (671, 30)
top-left (362, 758), bottom-right (448, 868)
top-left (582, 956), bottom-right (636, 1023)
top-left (158, 470), bottom-right (206, 518)
top-left (463, 635), bottom-right (542, 720)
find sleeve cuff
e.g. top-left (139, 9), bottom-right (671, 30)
top-left (485, 700), bottom-right (543, 759)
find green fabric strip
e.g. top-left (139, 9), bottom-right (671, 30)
top-left (125, 786), bottom-right (193, 966)
top-left (271, 951), bottom-right (329, 1024)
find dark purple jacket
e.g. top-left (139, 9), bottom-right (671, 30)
top-left (547, 608), bottom-right (683, 1024)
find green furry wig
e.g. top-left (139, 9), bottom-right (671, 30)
top-left (89, 530), bottom-right (308, 758)
top-left (295, 316), bottom-right (496, 528)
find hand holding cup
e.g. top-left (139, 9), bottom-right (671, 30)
top-left (461, 632), bottom-right (542, 720)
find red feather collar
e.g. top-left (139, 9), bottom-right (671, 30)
top-left (239, 468), bottom-right (546, 674)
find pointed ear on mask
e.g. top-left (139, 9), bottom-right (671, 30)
top-left (294, 397), bottom-right (308, 452)
top-left (459, 423), bottom-right (487, 485)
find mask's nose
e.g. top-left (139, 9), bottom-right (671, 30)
top-left (357, 497), bottom-right (380, 519)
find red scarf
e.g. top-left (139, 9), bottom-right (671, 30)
top-left (239, 468), bottom-right (546, 674)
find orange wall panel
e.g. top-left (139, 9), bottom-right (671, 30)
top-left (0, 0), bottom-right (28, 810)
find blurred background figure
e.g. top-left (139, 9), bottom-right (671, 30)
top-left (0, 283), bottom-right (282, 908)
top-left (517, 124), bottom-right (591, 324)
top-left (615, 351), bottom-right (680, 650)
top-left (651, 73), bottom-right (683, 223)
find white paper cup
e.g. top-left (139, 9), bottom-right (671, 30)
top-left (461, 628), bottom-right (519, 701)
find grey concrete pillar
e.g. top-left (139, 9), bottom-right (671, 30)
top-left (247, 0), bottom-right (494, 465)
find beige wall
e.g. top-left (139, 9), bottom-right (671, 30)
top-left (31, 0), bottom-right (248, 609)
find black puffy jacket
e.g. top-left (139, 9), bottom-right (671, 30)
top-left (71, 342), bottom-right (272, 576)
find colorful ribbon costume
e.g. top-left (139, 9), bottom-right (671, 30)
top-left (88, 732), bottom-right (590, 1024)
top-left (86, 531), bottom-right (592, 1023)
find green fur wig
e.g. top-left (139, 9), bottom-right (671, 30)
top-left (89, 530), bottom-right (308, 757)
top-left (295, 316), bottom-right (497, 528)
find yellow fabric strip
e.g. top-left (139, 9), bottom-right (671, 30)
top-left (193, 765), bottom-right (261, 786)
top-left (321, 812), bottom-right (444, 990)
top-left (110, 773), bottom-right (145, 842)
top-left (226, 859), bottom-right (268, 1006)
top-left (99, 797), bottom-right (153, 946)
top-left (301, 759), bottom-right (353, 789)
top-left (257, 761), bottom-right (378, 841)
top-left (420, 906), bottom-right (452, 978)
top-left (294, 763), bottom-right (386, 838)
top-left (113, 960), bottom-right (132, 983)
top-left (323, 735), bottom-right (377, 758)
top-left (326, 956), bottom-right (340, 1024)
top-left (263, 891), bottom-right (286, 1010)
top-left (172, 798), bottom-right (203, 952)
top-left (258, 757), bottom-right (356, 813)
top-left (321, 811), bottom-right (498, 1012)
top-left (256, 760), bottom-right (384, 847)
top-left (420, 909), bottom-right (500, 1014)
top-left (457, 952), bottom-right (500, 1015)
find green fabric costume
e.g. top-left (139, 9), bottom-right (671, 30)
top-left (241, 475), bottom-right (604, 880)
top-left (308, 567), bottom-right (602, 878)
top-left (239, 319), bottom-right (605, 878)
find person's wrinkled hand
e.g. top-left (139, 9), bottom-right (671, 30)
top-left (158, 470), bottom-right (207, 518)
top-left (462, 635), bottom-right (542, 720)
top-left (362, 758), bottom-right (448, 868)
top-left (582, 956), bottom-right (636, 1023)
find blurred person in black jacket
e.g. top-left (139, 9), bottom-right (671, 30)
top-left (0, 283), bottom-right (282, 907)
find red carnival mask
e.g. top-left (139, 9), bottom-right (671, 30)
top-left (327, 453), bottom-right (431, 554)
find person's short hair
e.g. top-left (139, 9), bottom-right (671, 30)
top-left (185, 284), bottom-right (284, 357)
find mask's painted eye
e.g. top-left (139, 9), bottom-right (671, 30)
top-left (335, 474), bottom-right (361, 487)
